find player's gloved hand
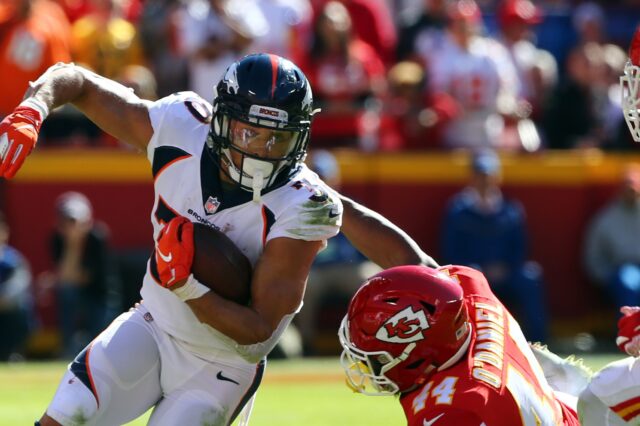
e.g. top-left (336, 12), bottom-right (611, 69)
top-left (0, 104), bottom-right (45, 178)
top-left (616, 306), bottom-right (640, 357)
top-left (155, 216), bottom-right (194, 288)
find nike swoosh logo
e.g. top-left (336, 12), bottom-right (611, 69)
top-left (423, 413), bottom-right (444, 426)
top-left (328, 206), bottom-right (340, 218)
top-left (216, 371), bottom-right (239, 385)
top-left (157, 248), bottom-right (172, 263)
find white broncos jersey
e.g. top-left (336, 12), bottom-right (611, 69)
top-left (139, 91), bottom-right (342, 363)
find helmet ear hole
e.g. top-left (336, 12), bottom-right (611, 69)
top-left (405, 359), bottom-right (425, 370)
top-left (420, 301), bottom-right (436, 315)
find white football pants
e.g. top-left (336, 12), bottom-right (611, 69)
top-left (45, 304), bottom-right (264, 426)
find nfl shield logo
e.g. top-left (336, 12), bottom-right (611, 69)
top-left (204, 196), bottom-right (220, 215)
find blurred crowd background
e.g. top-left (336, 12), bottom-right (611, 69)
top-left (3, 0), bottom-right (640, 151)
top-left (2, 0), bottom-right (640, 360)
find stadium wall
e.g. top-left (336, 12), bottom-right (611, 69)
top-left (2, 149), bottom-right (631, 336)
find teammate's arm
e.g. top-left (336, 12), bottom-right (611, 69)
top-left (339, 194), bottom-right (438, 269)
top-left (0, 63), bottom-right (152, 179)
top-left (186, 237), bottom-right (323, 349)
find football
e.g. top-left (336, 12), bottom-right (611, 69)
top-left (191, 223), bottom-right (252, 305)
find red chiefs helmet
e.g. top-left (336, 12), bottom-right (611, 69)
top-left (338, 266), bottom-right (471, 396)
top-left (622, 26), bottom-right (640, 142)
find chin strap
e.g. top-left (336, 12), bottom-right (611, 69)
top-left (252, 170), bottom-right (264, 202)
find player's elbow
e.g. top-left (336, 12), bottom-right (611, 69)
top-left (234, 322), bottom-right (286, 362)
top-left (238, 325), bottom-right (273, 345)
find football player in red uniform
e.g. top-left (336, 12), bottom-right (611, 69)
top-left (339, 264), bottom-right (580, 425)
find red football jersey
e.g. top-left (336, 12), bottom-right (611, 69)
top-left (400, 265), bottom-right (579, 426)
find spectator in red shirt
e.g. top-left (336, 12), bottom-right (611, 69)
top-left (0, 0), bottom-right (71, 117)
top-left (299, 1), bottom-right (385, 149)
top-left (339, 0), bottom-right (397, 67)
top-left (378, 61), bottom-right (458, 150)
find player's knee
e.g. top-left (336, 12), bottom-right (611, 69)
top-left (151, 397), bottom-right (229, 426)
top-left (46, 372), bottom-right (99, 426)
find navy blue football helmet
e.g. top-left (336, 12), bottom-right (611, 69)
top-left (208, 54), bottom-right (315, 197)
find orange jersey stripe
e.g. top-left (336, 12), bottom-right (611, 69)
top-left (261, 205), bottom-right (268, 247)
top-left (85, 343), bottom-right (100, 408)
top-left (268, 54), bottom-right (279, 99)
top-left (153, 154), bottom-right (191, 183)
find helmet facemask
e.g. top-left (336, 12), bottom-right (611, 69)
top-left (622, 60), bottom-right (640, 143)
top-left (622, 26), bottom-right (640, 143)
top-left (337, 267), bottom-right (474, 397)
top-left (208, 101), bottom-right (310, 201)
top-left (338, 317), bottom-right (414, 396)
top-left (207, 55), bottom-right (315, 201)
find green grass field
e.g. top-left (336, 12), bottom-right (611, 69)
top-left (0, 354), bottom-right (622, 426)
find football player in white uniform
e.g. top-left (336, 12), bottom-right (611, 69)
top-left (529, 26), bottom-right (640, 426)
top-left (575, 306), bottom-right (640, 425)
top-left (0, 54), bottom-right (436, 426)
top-left (574, 27), bottom-right (640, 425)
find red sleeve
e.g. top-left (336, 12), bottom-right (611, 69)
top-left (438, 265), bottom-right (496, 299)
top-left (411, 408), bottom-right (485, 426)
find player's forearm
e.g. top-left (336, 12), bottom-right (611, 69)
top-left (23, 63), bottom-right (89, 112)
top-left (22, 63), bottom-right (152, 149)
top-left (339, 195), bottom-right (439, 269)
top-left (186, 291), bottom-right (272, 344)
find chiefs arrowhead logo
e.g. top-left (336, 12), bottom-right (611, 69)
top-left (376, 307), bottom-right (430, 344)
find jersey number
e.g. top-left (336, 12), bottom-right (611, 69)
top-left (412, 376), bottom-right (458, 413)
